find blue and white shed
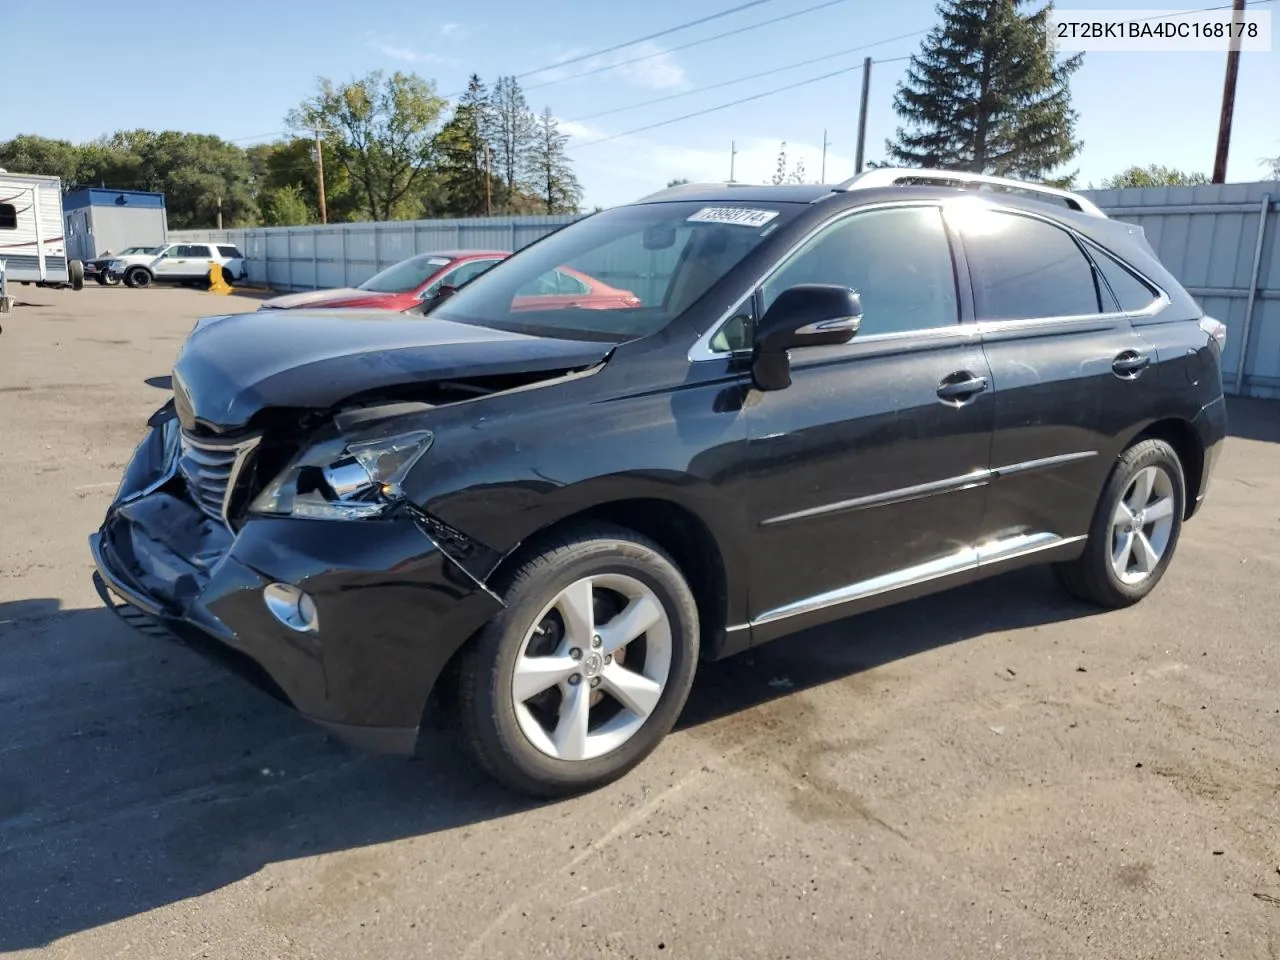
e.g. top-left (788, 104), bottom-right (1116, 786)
top-left (64, 188), bottom-right (168, 262)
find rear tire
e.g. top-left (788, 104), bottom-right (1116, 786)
top-left (124, 267), bottom-right (152, 289)
top-left (221, 267), bottom-right (236, 287)
top-left (458, 523), bottom-right (699, 797)
top-left (1054, 438), bottom-right (1185, 608)
top-left (69, 259), bottom-right (85, 291)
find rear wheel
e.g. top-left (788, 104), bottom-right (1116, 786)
top-left (69, 260), bottom-right (85, 291)
top-left (124, 266), bottom-right (152, 289)
top-left (1054, 438), bottom-right (1185, 608)
top-left (459, 524), bottom-right (699, 797)
top-left (221, 266), bottom-right (236, 286)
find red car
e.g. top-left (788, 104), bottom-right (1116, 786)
top-left (257, 250), bottom-right (641, 313)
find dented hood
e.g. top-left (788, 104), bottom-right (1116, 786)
top-left (172, 310), bottom-right (613, 432)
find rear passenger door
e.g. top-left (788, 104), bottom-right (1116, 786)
top-left (951, 204), bottom-right (1157, 553)
top-left (742, 204), bottom-right (995, 637)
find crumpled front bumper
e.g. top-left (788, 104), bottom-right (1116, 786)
top-left (90, 419), bottom-right (504, 754)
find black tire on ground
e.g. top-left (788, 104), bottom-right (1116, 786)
top-left (95, 274), bottom-right (109, 286)
top-left (221, 267), bottom-right (236, 287)
top-left (68, 260), bottom-right (85, 291)
top-left (124, 267), bottom-right (152, 289)
top-left (458, 523), bottom-right (700, 798)
top-left (103, 272), bottom-right (120, 286)
top-left (1054, 438), bottom-right (1186, 609)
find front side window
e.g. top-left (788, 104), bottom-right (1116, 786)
top-left (360, 255), bottom-right (453, 294)
top-left (175, 244), bottom-right (210, 258)
top-left (0, 203), bottom-right (18, 230)
top-left (429, 201), bottom-right (800, 342)
top-left (957, 208), bottom-right (1103, 321)
top-left (753, 205), bottom-right (959, 343)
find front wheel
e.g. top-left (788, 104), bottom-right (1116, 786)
top-left (1054, 438), bottom-right (1186, 608)
top-left (124, 267), bottom-right (152, 289)
top-left (459, 524), bottom-right (699, 797)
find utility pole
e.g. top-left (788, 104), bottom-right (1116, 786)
top-left (1212, 0), bottom-right (1247, 183)
top-left (215, 195), bottom-right (222, 230)
top-left (821, 129), bottom-right (832, 182)
top-left (729, 141), bottom-right (738, 182)
top-left (485, 146), bottom-right (493, 216)
top-left (314, 127), bottom-right (329, 224)
top-left (855, 57), bottom-right (872, 174)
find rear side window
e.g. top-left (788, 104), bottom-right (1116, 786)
top-left (0, 203), bottom-right (16, 229)
top-left (761, 205), bottom-right (959, 337)
top-left (217, 245), bottom-right (244, 259)
top-left (175, 244), bottom-right (211, 258)
top-left (1092, 248), bottom-right (1159, 313)
top-left (959, 210), bottom-right (1102, 321)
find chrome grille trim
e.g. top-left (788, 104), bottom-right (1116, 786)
top-left (178, 430), bottom-right (261, 526)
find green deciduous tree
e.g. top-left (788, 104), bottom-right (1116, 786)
top-left (1100, 164), bottom-right (1209, 189)
top-left (666, 177), bottom-right (692, 187)
top-left (259, 184), bottom-right (313, 226)
top-left (530, 107), bottom-right (582, 214)
top-left (888, 0), bottom-right (1083, 182)
top-left (289, 71), bottom-right (447, 221)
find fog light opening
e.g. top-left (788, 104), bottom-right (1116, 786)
top-left (263, 583), bottom-right (319, 633)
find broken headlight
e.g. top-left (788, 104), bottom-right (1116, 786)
top-left (249, 430), bottom-right (434, 521)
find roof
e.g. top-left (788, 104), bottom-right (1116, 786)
top-left (412, 249), bottom-right (511, 259)
top-left (63, 188), bottom-right (166, 212)
top-left (635, 182), bottom-right (833, 205)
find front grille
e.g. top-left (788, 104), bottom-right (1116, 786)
top-left (178, 430), bottom-right (260, 524)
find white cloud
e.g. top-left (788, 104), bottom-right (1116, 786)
top-left (538, 42), bottom-right (687, 92)
top-left (365, 34), bottom-right (456, 65)
top-left (439, 22), bottom-right (462, 37)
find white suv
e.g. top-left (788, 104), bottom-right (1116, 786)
top-left (110, 243), bottom-right (248, 289)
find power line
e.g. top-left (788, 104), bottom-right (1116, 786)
top-left (524, 0), bottom-right (856, 93)
top-left (569, 55), bottom-right (911, 150)
top-left (513, 0), bottom-right (783, 80)
top-left (569, 30), bottom-right (926, 123)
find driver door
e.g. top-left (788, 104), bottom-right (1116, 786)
top-left (741, 204), bottom-right (995, 638)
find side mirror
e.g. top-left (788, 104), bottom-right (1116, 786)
top-left (751, 284), bottom-right (862, 391)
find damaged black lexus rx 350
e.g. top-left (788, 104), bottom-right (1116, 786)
top-left (92, 170), bottom-right (1227, 796)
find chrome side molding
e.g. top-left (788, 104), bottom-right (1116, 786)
top-left (748, 531), bottom-right (1086, 628)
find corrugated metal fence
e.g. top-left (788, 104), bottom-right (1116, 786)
top-left (172, 182), bottom-right (1279, 397)
top-left (172, 214), bottom-right (582, 292)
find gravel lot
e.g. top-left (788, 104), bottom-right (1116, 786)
top-left (2, 284), bottom-right (1278, 960)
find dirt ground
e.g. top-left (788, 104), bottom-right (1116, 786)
top-left (1, 284), bottom-right (1278, 960)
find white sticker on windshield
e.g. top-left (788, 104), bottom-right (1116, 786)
top-left (686, 206), bottom-right (779, 228)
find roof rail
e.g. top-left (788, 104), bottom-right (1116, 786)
top-left (833, 167), bottom-right (1107, 218)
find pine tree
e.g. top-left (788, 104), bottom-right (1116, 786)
top-left (887, 0), bottom-right (1083, 182)
top-left (492, 76), bottom-right (538, 210)
top-left (531, 107), bottom-right (582, 214)
top-left (435, 74), bottom-right (493, 216)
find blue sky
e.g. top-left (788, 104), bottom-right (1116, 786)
top-left (3, 0), bottom-right (1277, 209)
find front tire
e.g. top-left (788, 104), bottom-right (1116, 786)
top-left (124, 267), bottom-right (152, 289)
top-left (1054, 438), bottom-right (1185, 608)
top-left (459, 524), bottom-right (699, 797)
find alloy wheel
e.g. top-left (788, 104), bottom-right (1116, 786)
top-left (1109, 465), bottom-right (1176, 585)
top-left (511, 573), bottom-right (672, 762)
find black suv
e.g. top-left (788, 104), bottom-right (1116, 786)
top-left (91, 169), bottom-right (1228, 796)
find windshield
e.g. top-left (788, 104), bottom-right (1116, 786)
top-left (429, 201), bottom-right (799, 341)
top-left (358, 255), bottom-right (453, 293)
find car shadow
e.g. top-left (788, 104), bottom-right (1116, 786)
top-left (0, 566), bottom-right (1097, 949)
top-left (1225, 395), bottom-right (1280, 443)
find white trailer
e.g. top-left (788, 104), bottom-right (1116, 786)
top-left (0, 170), bottom-right (84, 292)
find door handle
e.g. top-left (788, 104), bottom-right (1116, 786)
top-left (1112, 351), bottom-right (1150, 378)
top-left (936, 372), bottom-right (990, 402)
